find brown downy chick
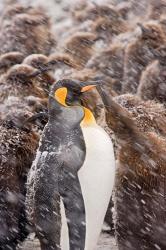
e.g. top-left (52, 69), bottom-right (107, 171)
top-left (23, 53), bottom-right (78, 90)
top-left (98, 87), bottom-right (166, 249)
top-left (149, 0), bottom-right (166, 20)
top-left (0, 59), bottom-right (52, 248)
top-left (0, 115), bottom-right (39, 249)
top-left (71, 1), bottom-right (89, 23)
top-left (23, 53), bottom-right (77, 91)
top-left (48, 52), bottom-right (79, 81)
top-left (23, 54), bottom-right (55, 94)
top-left (92, 13), bottom-right (127, 44)
top-left (0, 5), bottom-right (55, 56)
top-left (0, 52), bottom-right (53, 250)
top-left (0, 64), bottom-right (46, 102)
top-left (128, 0), bottom-right (150, 18)
top-left (0, 4), bottom-right (30, 24)
top-left (137, 60), bottom-right (160, 101)
top-left (48, 53), bottom-right (77, 69)
top-left (87, 43), bottom-right (126, 94)
top-left (73, 3), bottom-right (121, 22)
top-left (0, 52), bottom-right (24, 75)
top-left (138, 45), bottom-right (166, 103)
top-left (64, 32), bottom-right (97, 70)
top-left (116, 1), bottom-right (132, 20)
top-left (122, 21), bottom-right (166, 94)
top-left (0, 95), bottom-right (47, 126)
top-left (24, 53), bottom-right (77, 83)
top-left (160, 15), bottom-right (166, 36)
top-left (137, 60), bottom-right (166, 103)
top-left (23, 54), bottom-right (49, 70)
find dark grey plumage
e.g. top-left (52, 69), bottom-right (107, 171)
top-left (26, 80), bottom-right (92, 250)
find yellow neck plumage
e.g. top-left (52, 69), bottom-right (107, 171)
top-left (80, 107), bottom-right (96, 127)
top-left (54, 87), bottom-right (96, 127)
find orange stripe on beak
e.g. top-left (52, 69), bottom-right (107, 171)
top-left (81, 85), bottom-right (96, 92)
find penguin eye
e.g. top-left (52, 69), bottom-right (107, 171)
top-left (83, 39), bottom-right (91, 45)
top-left (54, 87), bottom-right (68, 106)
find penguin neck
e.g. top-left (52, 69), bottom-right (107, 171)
top-left (81, 107), bottom-right (96, 127)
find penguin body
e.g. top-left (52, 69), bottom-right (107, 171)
top-left (61, 124), bottom-right (115, 250)
top-left (26, 79), bottom-right (115, 250)
top-left (97, 86), bottom-right (166, 249)
top-left (79, 124), bottom-right (115, 250)
top-left (27, 103), bottom-right (86, 250)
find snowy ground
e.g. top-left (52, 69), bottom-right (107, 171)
top-left (18, 233), bottom-right (118, 250)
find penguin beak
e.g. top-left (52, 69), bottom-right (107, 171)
top-left (137, 23), bottom-right (150, 37)
top-left (80, 81), bottom-right (101, 92)
top-left (81, 85), bottom-right (96, 92)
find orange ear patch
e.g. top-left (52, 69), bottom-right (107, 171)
top-left (54, 87), bottom-right (67, 106)
top-left (81, 107), bottom-right (96, 126)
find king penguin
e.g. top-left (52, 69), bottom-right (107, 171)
top-left (26, 79), bottom-right (115, 250)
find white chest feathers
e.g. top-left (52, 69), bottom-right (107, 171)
top-left (61, 125), bottom-right (115, 250)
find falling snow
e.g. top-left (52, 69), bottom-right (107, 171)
top-left (0, 0), bottom-right (166, 249)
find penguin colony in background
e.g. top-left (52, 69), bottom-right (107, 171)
top-left (0, 5), bottom-right (51, 249)
top-left (1, 0), bottom-right (166, 249)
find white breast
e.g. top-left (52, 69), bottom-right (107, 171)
top-left (60, 125), bottom-right (115, 250)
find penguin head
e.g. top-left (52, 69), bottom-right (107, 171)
top-left (50, 79), bottom-right (98, 105)
top-left (5, 64), bottom-right (39, 82)
top-left (49, 79), bottom-right (99, 126)
top-left (138, 22), bottom-right (165, 46)
top-left (0, 52), bottom-right (24, 75)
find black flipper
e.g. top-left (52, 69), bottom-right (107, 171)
top-left (59, 167), bottom-right (86, 250)
top-left (33, 158), bottom-right (61, 250)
